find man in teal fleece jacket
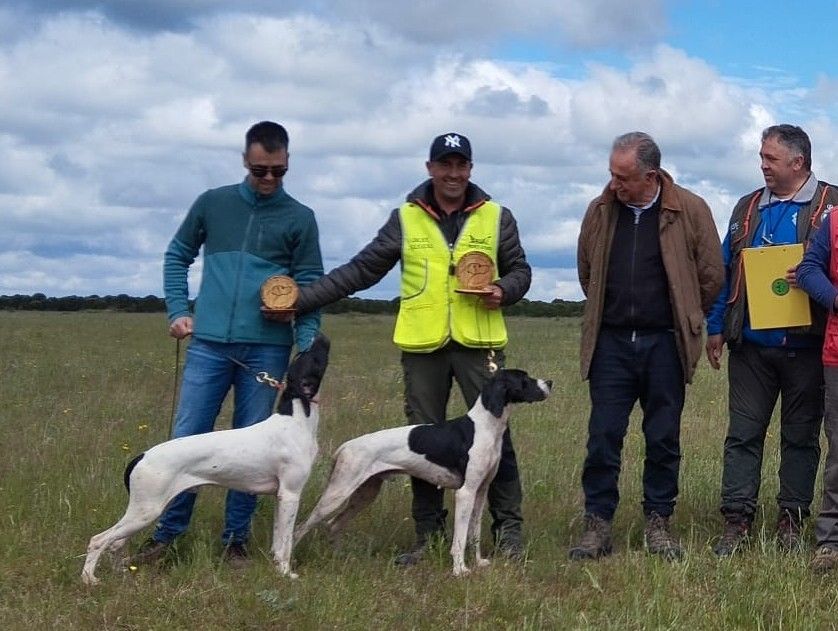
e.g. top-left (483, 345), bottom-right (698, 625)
top-left (131, 121), bottom-right (323, 568)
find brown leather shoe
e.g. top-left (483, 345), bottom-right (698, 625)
top-left (644, 512), bottom-right (684, 561)
top-left (776, 510), bottom-right (803, 551)
top-left (568, 514), bottom-right (613, 560)
top-left (222, 542), bottom-right (251, 570)
top-left (811, 546), bottom-right (838, 573)
top-left (127, 538), bottom-right (171, 566)
top-left (712, 515), bottom-right (751, 557)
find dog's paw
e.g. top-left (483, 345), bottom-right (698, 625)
top-left (452, 566), bottom-right (471, 577)
top-left (81, 573), bottom-right (100, 587)
top-left (476, 558), bottom-right (490, 568)
top-left (275, 563), bottom-right (299, 580)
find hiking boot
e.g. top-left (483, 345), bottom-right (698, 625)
top-left (394, 531), bottom-right (441, 567)
top-left (811, 546), bottom-right (838, 573)
top-left (568, 514), bottom-right (613, 560)
top-left (712, 515), bottom-right (751, 557)
top-left (644, 512), bottom-right (684, 561)
top-left (776, 510), bottom-right (803, 551)
top-left (222, 542), bottom-right (250, 570)
top-left (127, 537), bottom-right (171, 566)
top-left (495, 532), bottom-right (525, 562)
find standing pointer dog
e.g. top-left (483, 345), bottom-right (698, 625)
top-left (81, 334), bottom-right (330, 585)
top-left (294, 368), bottom-right (551, 576)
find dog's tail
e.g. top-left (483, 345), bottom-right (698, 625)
top-left (123, 453), bottom-right (145, 491)
top-left (319, 443), bottom-right (350, 484)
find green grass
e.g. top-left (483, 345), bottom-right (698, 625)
top-left (0, 311), bottom-right (833, 629)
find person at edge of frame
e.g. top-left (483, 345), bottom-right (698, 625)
top-left (785, 160), bottom-right (838, 572)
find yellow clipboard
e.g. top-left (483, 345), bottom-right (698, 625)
top-left (742, 244), bottom-right (811, 330)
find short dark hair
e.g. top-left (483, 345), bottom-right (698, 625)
top-left (245, 121), bottom-right (289, 153)
top-left (612, 131), bottom-right (661, 171)
top-left (762, 124), bottom-right (811, 171)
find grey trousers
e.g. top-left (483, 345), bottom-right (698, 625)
top-left (816, 366), bottom-right (838, 547)
top-left (401, 344), bottom-right (523, 540)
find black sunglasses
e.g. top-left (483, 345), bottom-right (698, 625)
top-left (246, 163), bottom-right (288, 178)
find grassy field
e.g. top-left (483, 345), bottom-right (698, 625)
top-left (1, 311), bottom-right (836, 630)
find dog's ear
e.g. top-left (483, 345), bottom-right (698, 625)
top-left (290, 333), bottom-right (330, 370)
top-left (481, 372), bottom-right (508, 417)
top-left (300, 397), bottom-right (312, 417)
top-left (303, 333), bottom-right (330, 356)
top-left (313, 333), bottom-right (330, 352)
top-left (482, 369), bottom-right (547, 413)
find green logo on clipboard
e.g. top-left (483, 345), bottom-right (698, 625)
top-left (771, 278), bottom-right (790, 296)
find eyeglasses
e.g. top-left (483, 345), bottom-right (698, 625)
top-left (246, 163), bottom-right (288, 179)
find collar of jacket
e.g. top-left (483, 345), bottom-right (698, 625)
top-left (598, 168), bottom-right (683, 214)
top-left (757, 172), bottom-right (818, 208)
top-left (237, 178), bottom-right (289, 205)
top-left (405, 179), bottom-right (491, 221)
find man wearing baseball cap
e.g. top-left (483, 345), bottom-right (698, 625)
top-left (294, 132), bottom-right (532, 564)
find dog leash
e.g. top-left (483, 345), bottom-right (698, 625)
top-left (168, 338), bottom-right (286, 438)
top-left (167, 338), bottom-right (182, 438)
top-left (472, 297), bottom-right (499, 374)
top-left (226, 355), bottom-right (285, 390)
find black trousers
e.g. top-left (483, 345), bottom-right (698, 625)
top-left (720, 342), bottom-right (822, 519)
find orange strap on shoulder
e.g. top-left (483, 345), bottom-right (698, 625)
top-left (727, 191), bottom-right (762, 304)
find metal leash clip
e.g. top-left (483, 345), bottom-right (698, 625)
top-left (256, 371), bottom-right (283, 389)
top-left (487, 349), bottom-right (498, 374)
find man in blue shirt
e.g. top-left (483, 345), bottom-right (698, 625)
top-left (706, 124), bottom-right (838, 556)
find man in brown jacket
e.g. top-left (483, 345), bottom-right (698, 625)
top-left (570, 131), bottom-right (724, 561)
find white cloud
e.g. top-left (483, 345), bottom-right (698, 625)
top-left (19, 1), bottom-right (666, 49)
top-left (530, 267), bottom-right (584, 302)
top-left (1, 6), bottom-right (835, 303)
top-left (282, 0), bottom-right (666, 49)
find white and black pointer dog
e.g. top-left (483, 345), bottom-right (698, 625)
top-left (81, 334), bottom-right (330, 585)
top-left (294, 368), bottom-right (551, 576)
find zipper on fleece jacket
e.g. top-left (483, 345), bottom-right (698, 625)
top-left (225, 207), bottom-right (256, 341)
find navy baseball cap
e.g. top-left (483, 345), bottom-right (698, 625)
top-left (429, 133), bottom-right (472, 161)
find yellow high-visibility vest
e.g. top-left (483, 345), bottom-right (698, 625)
top-left (393, 200), bottom-right (508, 352)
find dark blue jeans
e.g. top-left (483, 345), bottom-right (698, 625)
top-left (582, 327), bottom-right (685, 520)
top-left (153, 337), bottom-right (290, 545)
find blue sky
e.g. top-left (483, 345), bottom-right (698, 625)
top-left (673, 2), bottom-right (836, 86)
top-left (498, 1), bottom-right (837, 87)
top-left (2, 1), bottom-right (838, 302)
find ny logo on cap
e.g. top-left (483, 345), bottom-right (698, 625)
top-left (444, 134), bottom-right (462, 148)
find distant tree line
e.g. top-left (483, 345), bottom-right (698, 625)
top-left (0, 293), bottom-right (584, 318)
top-left (0, 293), bottom-right (167, 312)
